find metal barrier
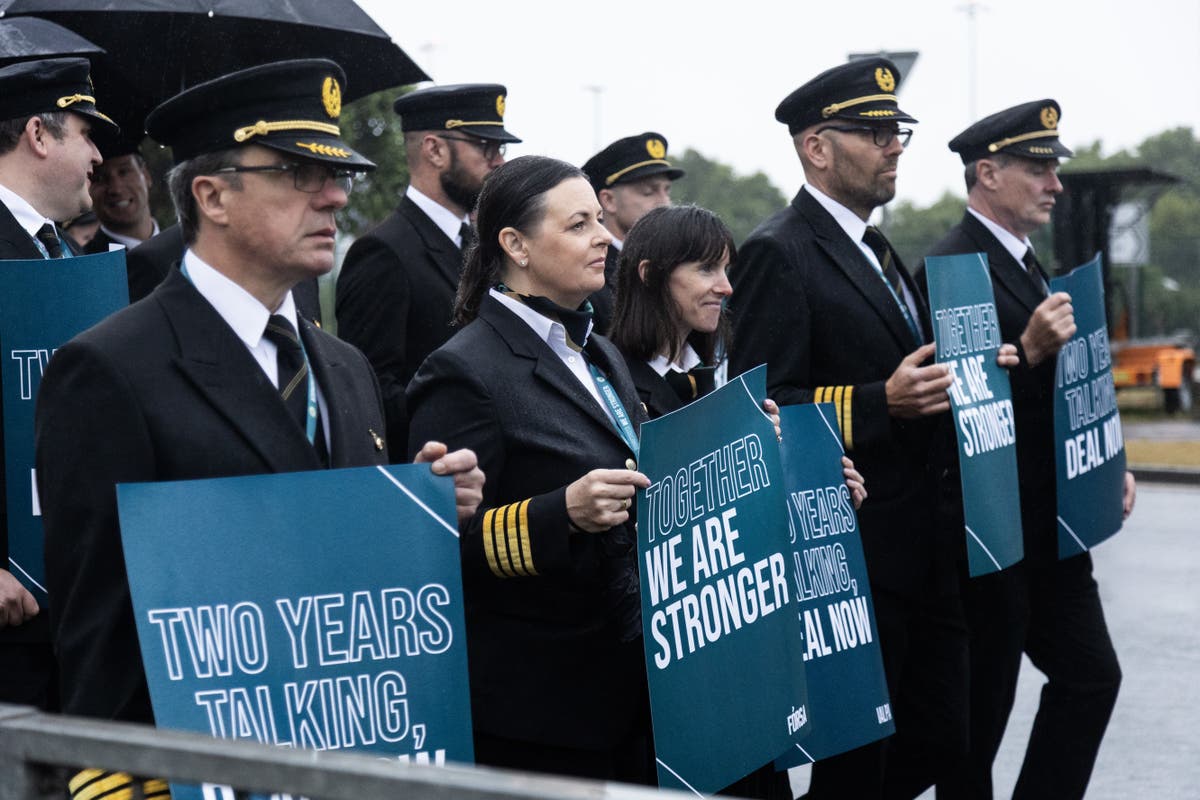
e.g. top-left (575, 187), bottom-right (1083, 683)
top-left (0, 704), bottom-right (696, 800)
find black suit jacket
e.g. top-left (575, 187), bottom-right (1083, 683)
top-left (0, 201), bottom-right (51, 646)
top-left (729, 187), bottom-right (946, 595)
top-left (923, 211), bottom-right (1058, 563)
top-left (34, 269), bottom-right (388, 722)
top-left (623, 357), bottom-right (687, 420)
top-left (336, 195), bottom-right (465, 459)
top-left (406, 294), bottom-right (647, 751)
top-left (83, 228), bottom-right (119, 256)
top-left (125, 224), bottom-right (323, 324)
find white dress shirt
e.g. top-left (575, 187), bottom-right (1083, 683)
top-left (407, 185), bottom-right (471, 249)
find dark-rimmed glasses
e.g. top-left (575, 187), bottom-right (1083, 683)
top-left (815, 125), bottom-right (913, 148)
top-left (438, 134), bottom-right (506, 160)
top-left (212, 162), bottom-right (355, 193)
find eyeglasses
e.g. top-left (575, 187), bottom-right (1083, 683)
top-left (815, 125), bottom-right (913, 148)
top-left (439, 134), bottom-right (506, 160)
top-left (212, 162), bottom-right (355, 193)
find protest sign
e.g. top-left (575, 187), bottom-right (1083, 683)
top-left (924, 252), bottom-right (1023, 575)
top-left (637, 365), bottom-right (807, 794)
top-left (774, 403), bottom-right (893, 767)
top-left (1, 250), bottom-right (127, 602)
top-left (1050, 256), bottom-right (1127, 555)
top-left (118, 464), bottom-right (473, 800)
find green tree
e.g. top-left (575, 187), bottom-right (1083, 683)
top-left (667, 149), bottom-right (787, 246)
top-left (337, 87), bottom-right (412, 237)
top-left (882, 191), bottom-right (966, 269)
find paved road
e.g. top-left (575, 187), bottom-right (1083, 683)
top-left (789, 482), bottom-right (1199, 798)
top-left (990, 482), bottom-right (1200, 799)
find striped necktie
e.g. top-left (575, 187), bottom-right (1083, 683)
top-left (1022, 248), bottom-right (1050, 297)
top-left (36, 223), bottom-right (63, 259)
top-left (263, 315), bottom-right (328, 465)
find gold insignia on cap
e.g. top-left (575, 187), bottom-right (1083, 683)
top-left (875, 67), bottom-right (896, 92)
top-left (1040, 105), bottom-right (1058, 129)
top-left (56, 93), bottom-right (97, 109)
top-left (295, 142), bottom-right (351, 158)
top-left (322, 77), bottom-right (342, 119)
top-left (645, 138), bottom-right (666, 159)
top-left (496, 94), bottom-right (506, 118)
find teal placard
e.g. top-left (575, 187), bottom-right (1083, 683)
top-left (1, 250), bottom-right (128, 602)
top-left (118, 465), bottom-right (474, 800)
top-left (637, 365), bottom-right (807, 795)
top-left (1050, 256), bottom-right (1127, 556)
top-left (924, 252), bottom-right (1024, 575)
top-left (774, 403), bottom-right (893, 768)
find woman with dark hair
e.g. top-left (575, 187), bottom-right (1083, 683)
top-left (407, 155), bottom-right (654, 782)
top-left (610, 204), bottom-right (735, 418)
top-left (610, 204), bottom-right (866, 797)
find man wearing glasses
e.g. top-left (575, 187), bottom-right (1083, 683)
top-left (337, 83), bottom-right (521, 458)
top-left (34, 63), bottom-right (484, 787)
top-left (729, 58), bottom-right (966, 799)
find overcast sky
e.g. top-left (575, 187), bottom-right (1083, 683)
top-left (356, 0), bottom-right (1200, 208)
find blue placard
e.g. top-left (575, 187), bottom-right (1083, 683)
top-left (637, 365), bottom-right (807, 795)
top-left (924, 252), bottom-right (1024, 575)
top-left (774, 403), bottom-right (893, 768)
top-left (1050, 256), bottom-right (1127, 556)
top-left (1, 250), bottom-right (128, 602)
top-left (118, 465), bottom-right (474, 800)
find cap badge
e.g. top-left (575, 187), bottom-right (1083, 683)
top-left (496, 94), bottom-right (506, 118)
top-left (1040, 106), bottom-right (1058, 129)
top-left (875, 67), bottom-right (896, 92)
top-left (645, 138), bottom-right (666, 159)
top-left (322, 77), bottom-right (342, 119)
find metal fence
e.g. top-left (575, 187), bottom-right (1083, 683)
top-left (0, 704), bottom-right (696, 800)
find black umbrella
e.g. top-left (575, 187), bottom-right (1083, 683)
top-left (0, 0), bottom-right (428, 134)
top-left (0, 16), bottom-right (104, 66)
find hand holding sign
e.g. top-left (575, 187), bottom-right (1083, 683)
top-left (1020, 292), bottom-right (1075, 366)
top-left (885, 343), bottom-right (953, 417)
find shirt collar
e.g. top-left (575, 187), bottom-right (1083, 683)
top-left (609, 237), bottom-right (624, 251)
top-left (182, 249), bottom-right (298, 349)
top-left (804, 183), bottom-right (872, 244)
top-left (98, 219), bottom-right (160, 250)
top-left (647, 343), bottom-right (702, 377)
top-left (491, 287), bottom-right (596, 349)
top-left (0, 183), bottom-right (58, 242)
top-left (407, 184), bottom-right (470, 247)
top-left (967, 206), bottom-right (1034, 264)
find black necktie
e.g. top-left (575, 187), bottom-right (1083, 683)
top-left (1022, 248), bottom-right (1049, 297)
top-left (36, 223), bottom-right (63, 259)
top-left (862, 225), bottom-right (903, 297)
top-left (459, 221), bottom-right (476, 252)
top-left (664, 366), bottom-right (717, 404)
top-left (263, 315), bottom-right (328, 464)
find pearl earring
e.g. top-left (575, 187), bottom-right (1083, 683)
top-left (520, 258), bottom-right (528, 267)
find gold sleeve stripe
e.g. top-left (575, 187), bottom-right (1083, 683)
top-left (72, 771), bottom-right (133, 800)
top-left (493, 504), bottom-right (516, 577)
top-left (516, 498), bottom-right (537, 576)
top-left (69, 770), bottom-right (105, 794)
top-left (814, 386), bottom-right (825, 403)
top-left (481, 508), bottom-right (506, 578)
top-left (841, 385), bottom-right (854, 448)
top-left (503, 501), bottom-right (524, 576)
top-left (142, 779), bottom-right (171, 799)
top-left (832, 385), bottom-right (845, 424)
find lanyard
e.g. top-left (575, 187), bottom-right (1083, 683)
top-left (879, 270), bottom-right (923, 345)
top-left (180, 263), bottom-right (319, 445)
top-left (588, 363), bottom-right (639, 457)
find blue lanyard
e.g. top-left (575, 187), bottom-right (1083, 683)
top-left (588, 363), bottom-right (639, 457)
top-left (879, 270), bottom-right (923, 344)
top-left (180, 262), bottom-right (319, 445)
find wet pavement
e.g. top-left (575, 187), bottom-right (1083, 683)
top-left (790, 482), bottom-right (1199, 799)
